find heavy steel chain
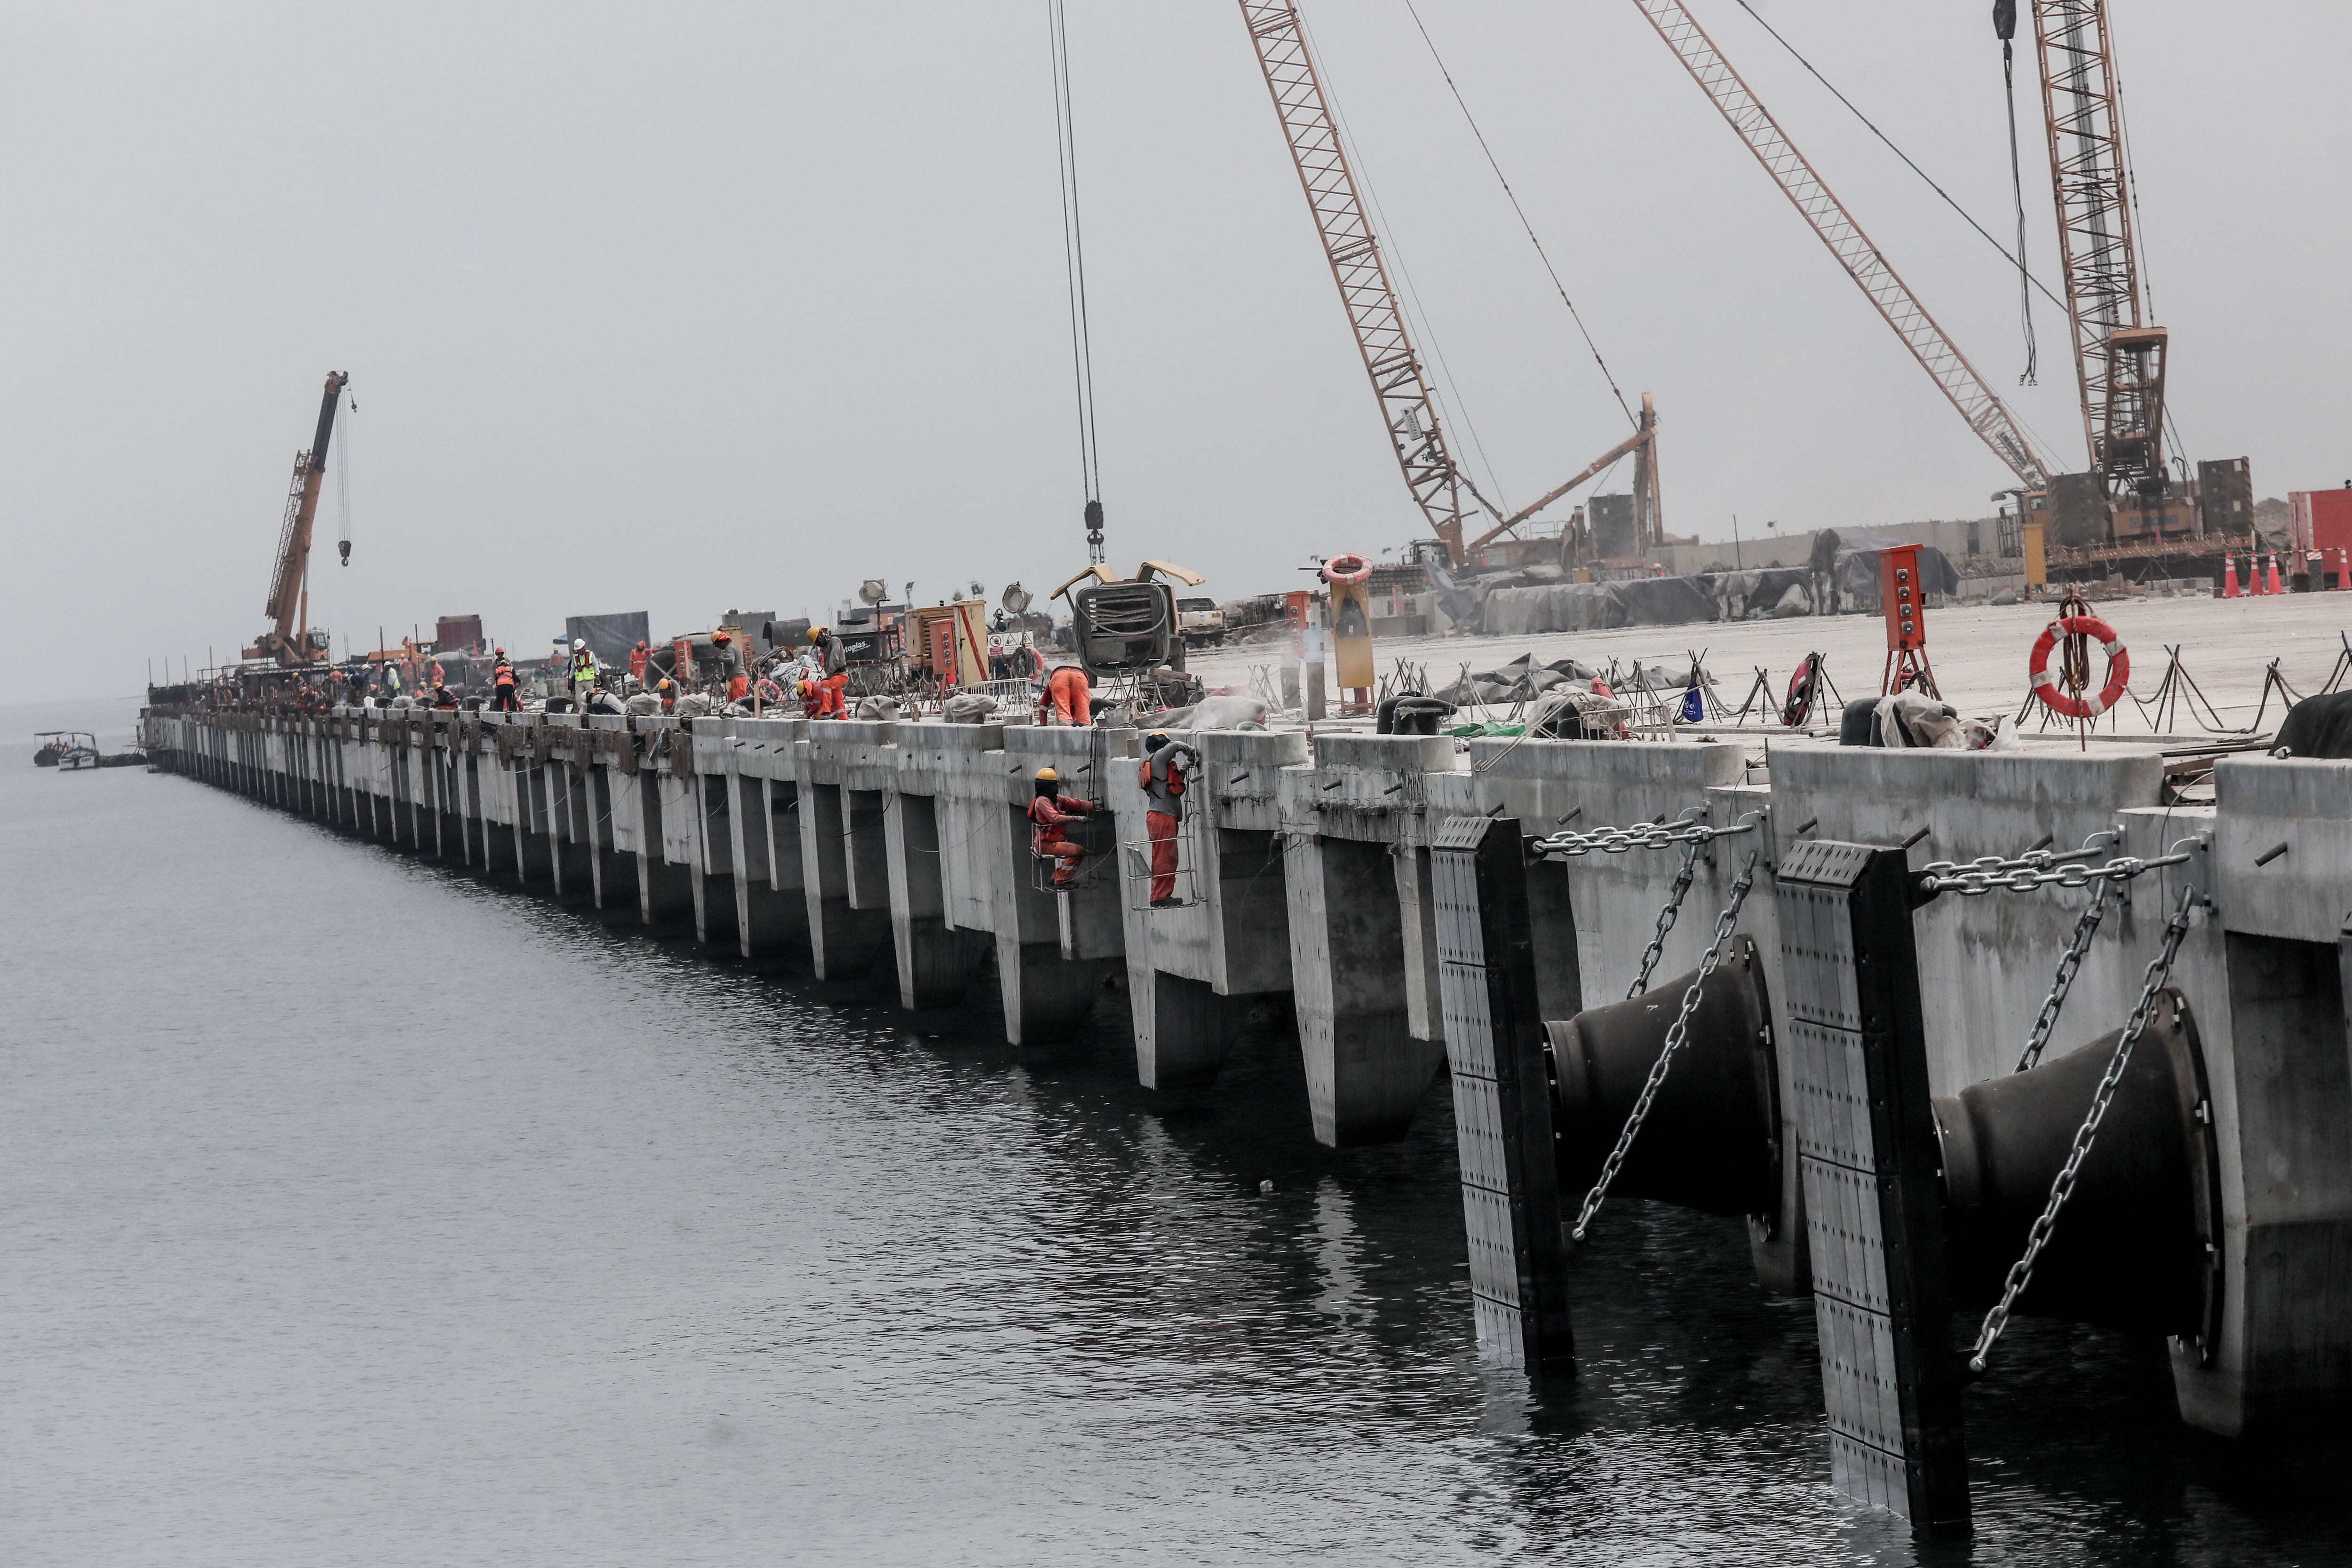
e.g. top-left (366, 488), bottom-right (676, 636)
top-left (1535, 807), bottom-right (1761, 859)
top-left (1965, 880), bottom-right (2200, 1375)
top-left (1572, 846), bottom-right (1764, 1243)
top-left (1918, 846), bottom-right (2188, 897)
top-left (2015, 877), bottom-right (2107, 1074)
top-left (1627, 838), bottom-right (1701, 999)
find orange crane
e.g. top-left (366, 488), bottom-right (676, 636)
top-left (1239, 1), bottom-right (1663, 568)
top-left (244, 372), bottom-right (349, 667)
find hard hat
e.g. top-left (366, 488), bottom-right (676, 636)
top-left (807, 626), bottom-right (824, 643)
top-left (1035, 767), bottom-right (1058, 782)
top-left (493, 647), bottom-right (505, 657)
top-left (1144, 730), bottom-right (1169, 750)
top-left (658, 677), bottom-right (672, 690)
top-left (713, 630), bottom-right (731, 643)
top-left (572, 639), bottom-right (586, 650)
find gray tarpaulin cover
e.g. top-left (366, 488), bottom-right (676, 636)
top-left (564, 612), bottom-right (651, 668)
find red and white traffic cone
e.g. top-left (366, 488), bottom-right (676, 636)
top-left (2266, 552), bottom-right (2285, 595)
top-left (2337, 548), bottom-right (2350, 591)
top-left (2223, 552), bottom-right (2241, 598)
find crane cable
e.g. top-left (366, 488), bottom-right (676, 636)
top-left (1994, 0), bottom-right (2040, 386)
top-left (335, 387), bottom-right (356, 565)
top-left (1728, 0), bottom-right (2069, 330)
top-left (1402, 0), bottom-right (1635, 430)
top-left (1048, 0), bottom-right (1105, 563)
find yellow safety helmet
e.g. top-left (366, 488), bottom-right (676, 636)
top-left (1035, 767), bottom-right (1058, 782)
top-left (807, 626), bottom-right (824, 643)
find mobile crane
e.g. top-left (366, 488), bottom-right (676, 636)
top-left (242, 372), bottom-right (349, 666)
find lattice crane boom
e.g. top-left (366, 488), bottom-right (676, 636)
top-left (1239, 1), bottom-right (1485, 564)
top-left (254, 371), bottom-right (348, 666)
top-left (1631, 0), bottom-right (2052, 491)
top-left (2029, 0), bottom-right (2165, 496)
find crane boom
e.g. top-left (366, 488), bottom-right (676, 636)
top-left (2028, 0), bottom-right (2164, 496)
top-left (1239, 1), bottom-right (1484, 563)
top-left (255, 371), bottom-right (348, 665)
top-left (1630, 0), bottom-right (2051, 491)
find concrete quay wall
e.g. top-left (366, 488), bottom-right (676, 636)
top-left (141, 705), bottom-right (2352, 1437)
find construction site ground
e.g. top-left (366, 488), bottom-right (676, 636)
top-left (1185, 591), bottom-right (2352, 736)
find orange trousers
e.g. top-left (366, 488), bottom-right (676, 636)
top-left (1046, 668), bottom-right (1091, 726)
top-left (814, 673), bottom-right (849, 717)
top-left (1146, 810), bottom-right (1179, 903)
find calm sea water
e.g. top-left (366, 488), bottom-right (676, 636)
top-left (5, 696), bottom-right (2347, 1567)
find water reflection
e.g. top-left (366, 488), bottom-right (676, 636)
top-left (5, 742), bottom-right (2350, 1565)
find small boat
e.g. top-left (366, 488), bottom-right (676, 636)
top-left (33, 731), bottom-right (102, 770)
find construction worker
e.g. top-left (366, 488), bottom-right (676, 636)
top-left (377, 659), bottom-right (399, 698)
top-left (489, 649), bottom-right (519, 711)
top-left (345, 665), bottom-right (369, 707)
top-left (430, 679), bottom-right (459, 710)
top-left (629, 640), bottom-right (651, 687)
top-left (1137, 731), bottom-right (1196, 907)
top-left (712, 630), bottom-right (749, 703)
top-left (570, 639), bottom-right (601, 707)
top-left (1045, 662), bottom-right (1093, 726)
top-left (657, 676), bottom-right (676, 714)
top-left (809, 626), bottom-right (849, 719)
top-left (1026, 767), bottom-right (1097, 889)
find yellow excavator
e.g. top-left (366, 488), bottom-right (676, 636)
top-left (242, 372), bottom-right (348, 666)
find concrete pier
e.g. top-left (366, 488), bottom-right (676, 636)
top-left (139, 701), bottom-right (2352, 1494)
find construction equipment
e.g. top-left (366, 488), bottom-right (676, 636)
top-left (1054, 560), bottom-right (1204, 675)
top-left (1631, 2), bottom-right (2051, 495)
top-left (243, 372), bottom-right (349, 666)
top-left (2023, 0), bottom-right (2173, 530)
top-left (1239, 2), bottom-right (1656, 568)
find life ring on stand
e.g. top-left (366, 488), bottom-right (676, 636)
top-left (1321, 552), bottom-right (1371, 586)
top-left (754, 676), bottom-right (787, 705)
top-left (2029, 615), bottom-right (2130, 719)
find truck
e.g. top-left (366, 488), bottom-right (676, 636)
top-left (1176, 596), bottom-right (1225, 648)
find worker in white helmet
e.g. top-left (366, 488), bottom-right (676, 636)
top-left (569, 639), bottom-right (601, 707)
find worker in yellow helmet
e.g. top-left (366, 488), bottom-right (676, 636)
top-left (1025, 766), bottom-right (1097, 889)
top-left (807, 625), bottom-right (849, 719)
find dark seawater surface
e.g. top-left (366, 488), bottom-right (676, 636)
top-left (5, 696), bottom-right (2348, 1566)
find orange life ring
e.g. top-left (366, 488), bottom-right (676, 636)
top-left (1321, 552), bottom-right (1371, 586)
top-left (2028, 615), bottom-right (2130, 719)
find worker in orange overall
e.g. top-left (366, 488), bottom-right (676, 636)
top-left (1026, 767), bottom-right (1097, 889)
top-left (1137, 731), bottom-right (1197, 907)
top-left (808, 626), bottom-right (849, 718)
top-left (489, 649), bottom-right (520, 711)
top-left (629, 640), bottom-right (651, 686)
top-left (1044, 663), bottom-right (1093, 726)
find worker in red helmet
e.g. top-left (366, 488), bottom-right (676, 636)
top-left (489, 648), bottom-right (519, 711)
top-left (712, 630), bottom-right (749, 703)
top-left (1026, 767), bottom-right (1097, 889)
top-left (1044, 662), bottom-right (1093, 726)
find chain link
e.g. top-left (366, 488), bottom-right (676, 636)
top-left (1627, 839), bottom-right (1701, 999)
top-left (2015, 878), bottom-right (2108, 1074)
top-left (1535, 807), bottom-right (1761, 859)
top-left (1919, 848), bottom-right (2188, 897)
top-left (1965, 880), bottom-right (2201, 1375)
top-left (1571, 847), bottom-right (1764, 1243)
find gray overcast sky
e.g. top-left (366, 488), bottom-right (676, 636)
top-left (5, 1), bottom-right (2346, 699)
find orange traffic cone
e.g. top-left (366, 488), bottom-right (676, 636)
top-left (2337, 549), bottom-right (2350, 591)
top-left (2266, 553), bottom-right (2285, 595)
top-left (2223, 552), bottom-right (2241, 598)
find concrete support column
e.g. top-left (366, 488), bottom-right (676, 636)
top-left (730, 771), bottom-right (806, 960)
top-left (884, 788), bottom-right (987, 1009)
top-left (691, 770), bottom-right (738, 949)
top-left (996, 933), bottom-right (1110, 1043)
top-left (1284, 832), bottom-right (1440, 1146)
top-left (799, 782), bottom-right (889, 979)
